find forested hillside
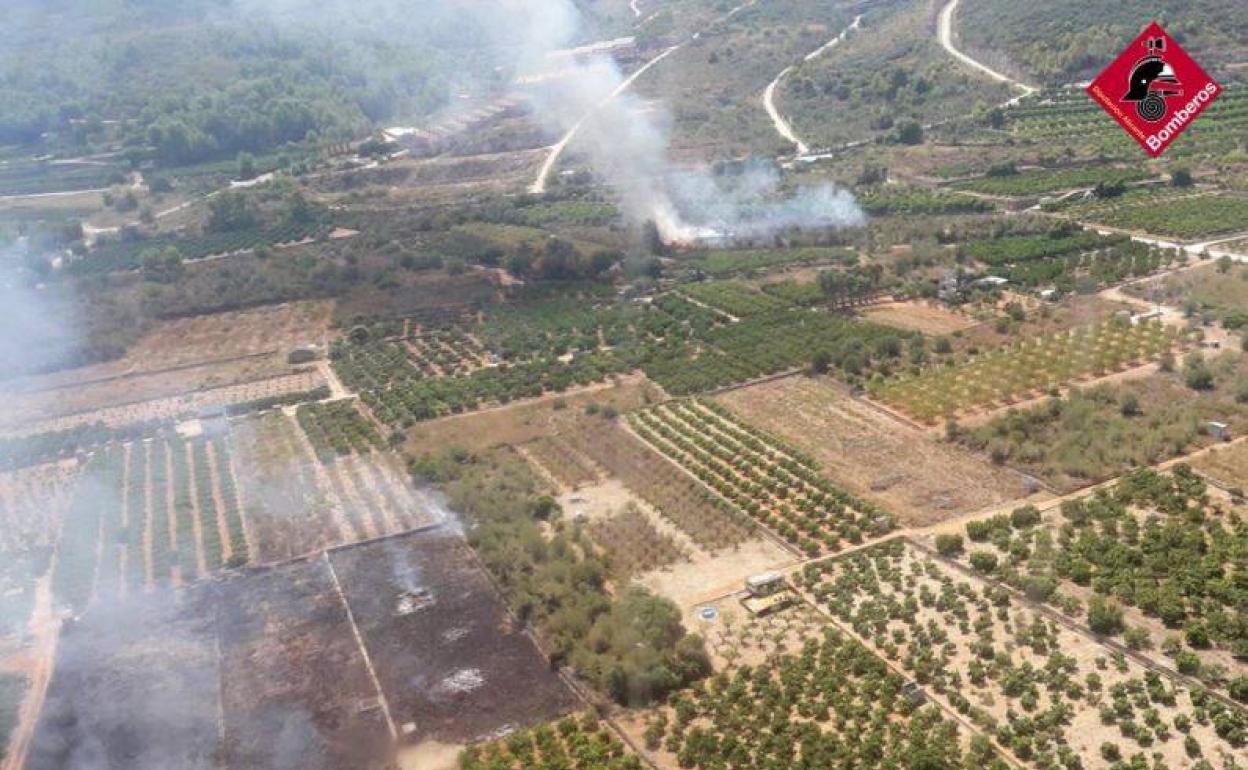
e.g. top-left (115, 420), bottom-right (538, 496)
top-left (0, 0), bottom-right (476, 161)
top-left (958, 0), bottom-right (1248, 85)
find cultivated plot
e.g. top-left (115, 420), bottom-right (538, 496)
top-left (628, 398), bottom-right (892, 554)
top-left (50, 435), bottom-right (249, 614)
top-left (230, 412), bottom-right (437, 562)
top-left (805, 539), bottom-right (1245, 770)
top-left (870, 319), bottom-right (1185, 424)
top-left (717, 376), bottom-right (1035, 525)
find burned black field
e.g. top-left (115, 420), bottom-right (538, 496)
top-left (23, 525), bottom-right (577, 769)
top-left (329, 529), bottom-right (579, 747)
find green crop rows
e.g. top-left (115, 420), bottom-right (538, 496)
top-left (50, 436), bottom-right (249, 612)
top-left (68, 219), bottom-right (332, 275)
top-left (629, 399), bottom-right (891, 555)
top-left (680, 282), bottom-right (791, 317)
top-left (296, 400), bottom-right (384, 462)
top-left (961, 230), bottom-right (1180, 291)
top-left (953, 166), bottom-right (1153, 197)
top-left (871, 320), bottom-right (1183, 424)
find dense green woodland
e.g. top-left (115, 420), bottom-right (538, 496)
top-left (0, 0), bottom-right (508, 160)
top-left (958, 0), bottom-right (1248, 85)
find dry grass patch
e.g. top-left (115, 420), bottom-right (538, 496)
top-left (717, 376), bottom-right (1036, 526)
top-left (862, 300), bottom-right (979, 335)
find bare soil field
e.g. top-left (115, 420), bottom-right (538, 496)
top-left (861, 300), bottom-right (980, 335)
top-left (691, 597), bottom-right (826, 670)
top-left (402, 374), bottom-right (657, 453)
top-left (717, 376), bottom-right (1036, 526)
top-left (12, 301), bottom-right (333, 394)
top-left (1, 369), bottom-right (326, 436)
top-left (328, 529), bottom-right (579, 747)
top-left (1190, 439), bottom-right (1248, 489)
top-left (0, 301), bottom-right (334, 428)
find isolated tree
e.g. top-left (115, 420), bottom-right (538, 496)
top-left (1088, 596), bottom-right (1125, 636)
top-left (237, 151), bottom-right (257, 180)
top-left (140, 245), bottom-right (184, 284)
top-left (894, 120), bottom-right (923, 145)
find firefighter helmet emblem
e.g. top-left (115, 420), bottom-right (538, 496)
top-left (1122, 37), bottom-right (1182, 122)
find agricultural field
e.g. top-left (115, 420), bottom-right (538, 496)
top-left (0, 462), bottom-right (77, 554)
top-left (522, 434), bottom-right (600, 490)
top-left (403, 326), bottom-right (491, 377)
top-left (859, 186), bottom-right (994, 215)
top-left (1191, 441), bottom-right (1248, 491)
top-left (628, 398), bottom-right (893, 555)
top-left (952, 166), bottom-right (1154, 197)
top-left (49, 433), bottom-right (250, 614)
top-left (68, 218), bottom-right (335, 276)
top-left (803, 538), bottom-right (1246, 770)
top-left (9, 300), bottom-right (333, 392)
top-left (960, 229), bottom-right (1182, 293)
top-left (645, 310), bottom-right (906, 395)
top-left (2, 369), bottom-right (328, 436)
top-left (862, 300), bottom-right (979, 335)
top-left (997, 84), bottom-right (1248, 160)
top-left (682, 246), bottom-right (855, 278)
top-left (230, 412), bottom-right (435, 562)
top-left (588, 503), bottom-right (688, 581)
top-left (626, 625), bottom-right (988, 770)
top-left (1086, 195), bottom-right (1248, 241)
top-left (870, 319), bottom-right (1186, 424)
top-left (691, 595), bottom-right (827, 669)
top-left (296, 399), bottom-right (384, 461)
top-left (564, 416), bottom-right (755, 553)
top-left (679, 282), bottom-right (793, 317)
top-left (958, 352), bottom-right (1248, 491)
top-left (459, 712), bottom-right (642, 770)
top-left (0, 160), bottom-right (124, 197)
top-left (940, 467), bottom-right (1246, 701)
top-left (717, 376), bottom-right (1035, 525)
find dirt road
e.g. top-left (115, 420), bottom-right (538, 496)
top-left (530, 0), bottom-right (761, 194)
top-left (762, 15), bottom-right (862, 157)
top-left (937, 0), bottom-right (1035, 104)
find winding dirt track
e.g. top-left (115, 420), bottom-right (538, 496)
top-left (530, 0), bottom-right (762, 194)
top-left (762, 15), bottom-right (862, 157)
top-left (936, 0), bottom-right (1036, 103)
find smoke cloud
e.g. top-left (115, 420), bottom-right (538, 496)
top-left (507, 0), bottom-right (865, 243)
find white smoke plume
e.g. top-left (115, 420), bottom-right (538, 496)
top-left (506, 0), bottom-right (865, 243)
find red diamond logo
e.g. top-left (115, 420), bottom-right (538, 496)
top-left (1086, 21), bottom-right (1221, 158)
